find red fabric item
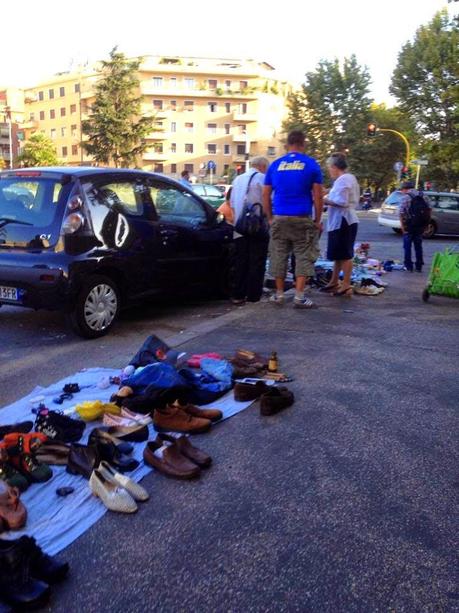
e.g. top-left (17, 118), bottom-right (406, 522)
top-left (187, 353), bottom-right (223, 368)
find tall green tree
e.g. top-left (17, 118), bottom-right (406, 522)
top-left (16, 133), bottom-right (58, 167)
top-left (390, 10), bottom-right (459, 189)
top-left (284, 55), bottom-right (373, 168)
top-left (82, 48), bottom-right (155, 167)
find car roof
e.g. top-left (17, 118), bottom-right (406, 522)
top-left (0, 166), bottom-right (157, 177)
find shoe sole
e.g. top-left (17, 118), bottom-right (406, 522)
top-left (293, 303), bottom-right (317, 309)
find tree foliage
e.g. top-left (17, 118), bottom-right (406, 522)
top-left (16, 133), bottom-right (58, 167)
top-left (390, 10), bottom-right (459, 189)
top-left (284, 55), bottom-right (373, 166)
top-left (82, 48), bottom-right (155, 167)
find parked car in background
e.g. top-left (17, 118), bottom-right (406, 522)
top-left (215, 183), bottom-right (232, 197)
top-left (190, 183), bottom-right (226, 208)
top-left (0, 167), bottom-right (233, 338)
top-left (378, 190), bottom-right (459, 238)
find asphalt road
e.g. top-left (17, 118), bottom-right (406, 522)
top-left (1, 213), bottom-right (458, 612)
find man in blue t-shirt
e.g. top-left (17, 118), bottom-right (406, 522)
top-left (263, 130), bottom-right (323, 309)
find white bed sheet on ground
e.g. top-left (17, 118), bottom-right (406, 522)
top-left (0, 367), bottom-right (253, 556)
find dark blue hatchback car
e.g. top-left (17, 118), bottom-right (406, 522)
top-left (0, 167), bottom-right (232, 338)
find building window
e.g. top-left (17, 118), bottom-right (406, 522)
top-left (71, 124), bottom-right (77, 137)
top-left (208, 79), bottom-right (218, 89)
top-left (207, 144), bottom-right (217, 155)
top-left (184, 100), bottom-right (194, 112)
top-left (170, 100), bottom-right (177, 111)
top-left (224, 164), bottom-right (230, 174)
top-left (185, 143), bottom-right (193, 153)
top-left (50, 109), bottom-right (55, 119)
top-left (154, 120), bottom-right (163, 129)
top-left (74, 83), bottom-right (80, 93)
top-left (208, 102), bottom-right (217, 113)
top-left (185, 122), bottom-right (194, 132)
top-left (60, 107), bottom-right (66, 117)
top-left (49, 89), bottom-right (54, 99)
top-left (171, 163), bottom-right (177, 174)
top-left (153, 99), bottom-right (163, 110)
top-left (153, 77), bottom-right (163, 87)
top-left (170, 77), bottom-right (177, 88)
top-left (207, 123), bottom-right (217, 134)
top-left (62, 146), bottom-right (68, 157)
top-left (70, 104), bottom-right (77, 114)
top-left (237, 144), bottom-right (246, 155)
top-left (224, 123), bottom-right (230, 135)
top-left (238, 103), bottom-right (248, 114)
top-left (170, 143), bottom-right (176, 153)
top-left (184, 78), bottom-right (195, 89)
top-left (61, 127), bottom-right (66, 137)
top-left (39, 111), bottom-right (45, 121)
top-left (268, 146), bottom-right (276, 156)
top-left (240, 80), bottom-right (248, 90)
top-left (184, 163), bottom-right (194, 173)
top-left (72, 145), bottom-right (78, 156)
top-left (50, 129), bottom-right (56, 140)
top-left (154, 143), bottom-right (163, 153)
top-left (225, 102), bottom-right (231, 113)
top-left (237, 124), bottom-right (246, 135)
top-left (171, 122), bottom-right (177, 133)
top-left (225, 80), bottom-right (231, 89)
top-left (29, 112), bottom-right (35, 121)
top-left (59, 86), bottom-right (65, 97)
top-left (154, 163), bottom-right (164, 173)
top-left (38, 91), bottom-right (44, 101)
top-left (224, 144), bottom-right (230, 155)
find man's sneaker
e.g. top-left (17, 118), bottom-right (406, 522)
top-left (269, 294), bottom-right (285, 306)
top-left (34, 408), bottom-right (85, 443)
top-left (293, 296), bottom-right (316, 309)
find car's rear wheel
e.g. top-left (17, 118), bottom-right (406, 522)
top-left (423, 221), bottom-right (437, 239)
top-left (68, 275), bottom-right (120, 339)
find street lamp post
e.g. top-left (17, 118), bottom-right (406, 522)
top-left (378, 128), bottom-right (410, 169)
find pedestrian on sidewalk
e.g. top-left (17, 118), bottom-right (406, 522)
top-left (179, 170), bottom-right (191, 187)
top-left (399, 181), bottom-right (431, 273)
top-left (230, 157), bottom-right (270, 304)
top-left (321, 153), bottom-right (360, 296)
top-left (263, 130), bottom-right (323, 309)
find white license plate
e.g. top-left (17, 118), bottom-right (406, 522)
top-left (0, 285), bottom-right (18, 301)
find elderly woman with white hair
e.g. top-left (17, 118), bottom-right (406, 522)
top-left (321, 153), bottom-right (360, 296)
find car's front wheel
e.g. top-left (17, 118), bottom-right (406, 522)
top-left (68, 275), bottom-right (120, 339)
top-left (423, 221), bottom-right (437, 239)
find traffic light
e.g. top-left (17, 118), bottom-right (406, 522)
top-left (367, 123), bottom-right (377, 137)
top-left (400, 166), bottom-right (409, 180)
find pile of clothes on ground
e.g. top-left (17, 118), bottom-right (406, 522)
top-left (0, 336), bottom-right (294, 609)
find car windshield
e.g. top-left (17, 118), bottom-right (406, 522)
top-left (205, 185), bottom-right (223, 198)
top-left (385, 191), bottom-right (403, 206)
top-left (0, 177), bottom-right (64, 227)
top-left (192, 185), bottom-right (205, 196)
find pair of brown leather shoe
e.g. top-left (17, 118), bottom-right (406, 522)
top-left (143, 435), bottom-right (211, 479)
top-left (153, 401), bottom-right (222, 434)
top-left (234, 381), bottom-right (271, 402)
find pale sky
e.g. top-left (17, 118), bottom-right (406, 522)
top-left (2, 0), bottom-right (455, 103)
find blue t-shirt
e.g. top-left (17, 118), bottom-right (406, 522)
top-left (264, 152), bottom-right (322, 216)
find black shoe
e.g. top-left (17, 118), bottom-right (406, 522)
top-left (34, 408), bottom-right (85, 443)
top-left (0, 422), bottom-right (33, 440)
top-left (0, 538), bottom-right (50, 610)
top-left (93, 439), bottom-right (139, 473)
top-left (260, 387), bottom-right (295, 416)
top-left (88, 428), bottom-right (133, 456)
top-left (66, 443), bottom-right (100, 480)
top-left (19, 536), bottom-right (69, 584)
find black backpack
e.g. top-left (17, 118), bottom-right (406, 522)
top-left (406, 193), bottom-right (431, 230)
top-left (234, 172), bottom-right (269, 238)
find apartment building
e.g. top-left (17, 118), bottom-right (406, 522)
top-left (0, 88), bottom-right (24, 167)
top-left (21, 56), bottom-right (291, 178)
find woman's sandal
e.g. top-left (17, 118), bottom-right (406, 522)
top-left (333, 287), bottom-right (353, 297)
top-left (319, 284), bottom-right (339, 293)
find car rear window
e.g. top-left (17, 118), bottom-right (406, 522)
top-left (0, 177), bottom-right (64, 227)
top-left (385, 192), bottom-right (403, 206)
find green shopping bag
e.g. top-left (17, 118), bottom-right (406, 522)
top-left (428, 248), bottom-right (459, 298)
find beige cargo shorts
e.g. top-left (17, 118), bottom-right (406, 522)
top-left (269, 215), bottom-right (317, 278)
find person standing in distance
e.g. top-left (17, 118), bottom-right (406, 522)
top-left (263, 130), bottom-right (323, 309)
top-left (230, 156), bottom-right (270, 304)
top-left (399, 180), bottom-right (431, 273)
top-left (179, 170), bottom-right (191, 187)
